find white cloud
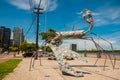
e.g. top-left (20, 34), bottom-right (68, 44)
top-left (34, 0), bottom-right (58, 11)
top-left (6, 0), bottom-right (58, 11)
top-left (93, 7), bottom-right (120, 26)
top-left (46, 0), bottom-right (58, 11)
top-left (6, 0), bottom-right (30, 10)
top-left (105, 7), bottom-right (120, 20)
top-left (92, 12), bottom-right (101, 16)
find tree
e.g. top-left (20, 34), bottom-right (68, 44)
top-left (40, 28), bottom-right (62, 46)
top-left (20, 41), bottom-right (36, 52)
top-left (9, 46), bottom-right (18, 52)
top-left (40, 46), bottom-right (52, 52)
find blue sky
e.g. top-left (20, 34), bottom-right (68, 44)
top-left (0, 0), bottom-right (120, 50)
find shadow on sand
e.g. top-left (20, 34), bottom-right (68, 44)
top-left (70, 64), bottom-right (119, 80)
top-left (70, 64), bottom-right (108, 67)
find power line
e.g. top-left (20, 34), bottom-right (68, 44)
top-left (44, 0), bottom-right (48, 32)
top-left (29, 0), bottom-right (34, 12)
top-left (25, 15), bottom-right (37, 36)
top-left (25, 0), bottom-right (39, 37)
top-left (38, 0), bottom-right (42, 8)
top-left (26, 0), bottom-right (43, 41)
top-left (29, 0), bottom-right (36, 20)
top-left (24, 0), bottom-right (36, 37)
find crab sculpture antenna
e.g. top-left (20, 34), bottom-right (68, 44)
top-left (51, 9), bottom-right (94, 41)
top-left (81, 8), bottom-right (94, 34)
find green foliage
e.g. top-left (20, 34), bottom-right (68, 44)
top-left (0, 59), bottom-right (22, 79)
top-left (9, 46), bottom-right (18, 52)
top-left (40, 46), bottom-right (52, 52)
top-left (20, 41), bottom-right (36, 52)
top-left (40, 28), bottom-right (56, 42)
top-left (40, 28), bottom-right (62, 46)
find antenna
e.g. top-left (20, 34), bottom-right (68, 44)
top-left (72, 24), bottom-right (75, 31)
top-left (64, 24), bottom-right (66, 31)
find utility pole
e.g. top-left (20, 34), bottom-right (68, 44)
top-left (34, 8), bottom-right (43, 60)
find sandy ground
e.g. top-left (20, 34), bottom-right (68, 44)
top-left (2, 55), bottom-right (120, 80)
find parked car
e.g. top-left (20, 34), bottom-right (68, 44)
top-left (22, 52), bottom-right (34, 57)
top-left (38, 52), bottom-right (53, 57)
top-left (3, 51), bottom-right (9, 54)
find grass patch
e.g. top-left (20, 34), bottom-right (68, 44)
top-left (0, 59), bottom-right (22, 79)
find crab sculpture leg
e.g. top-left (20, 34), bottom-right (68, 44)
top-left (49, 44), bottom-right (87, 77)
top-left (41, 9), bottom-right (94, 77)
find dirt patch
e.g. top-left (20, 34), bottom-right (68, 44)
top-left (0, 59), bottom-right (9, 63)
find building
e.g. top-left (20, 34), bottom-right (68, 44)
top-left (13, 27), bottom-right (24, 47)
top-left (0, 26), bottom-right (11, 49)
top-left (70, 44), bottom-right (77, 51)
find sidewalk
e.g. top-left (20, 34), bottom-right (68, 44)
top-left (3, 57), bottom-right (120, 80)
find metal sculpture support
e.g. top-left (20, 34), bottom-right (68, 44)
top-left (39, 9), bottom-right (87, 77)
top-left (36, 9), bottom-right (116, 77)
